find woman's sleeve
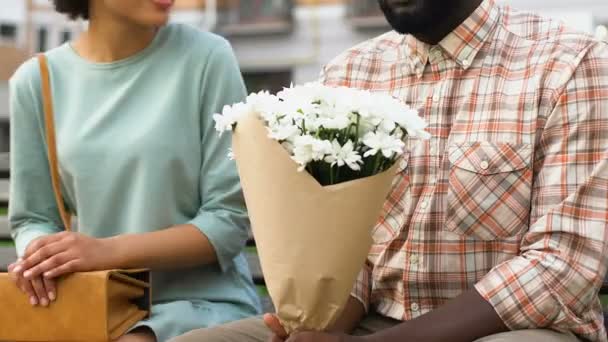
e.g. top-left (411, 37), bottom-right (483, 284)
top-left (187, 39), bottom-right (250, 272)
top-left (9, 59), bottom-right (63, 256)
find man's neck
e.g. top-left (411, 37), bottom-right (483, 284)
top-left (414, 0), bottom-right (484, 45)
top-left (73, 4), bottom-right (157, 63)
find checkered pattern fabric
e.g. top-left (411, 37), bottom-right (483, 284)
top-left (320, 1), bottom-right (608, 340)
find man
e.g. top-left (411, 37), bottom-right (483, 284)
top-left (173, 0), bottom-right (608, 341)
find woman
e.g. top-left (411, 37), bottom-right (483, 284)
top-left (7, 0), bottom-right (261, 340)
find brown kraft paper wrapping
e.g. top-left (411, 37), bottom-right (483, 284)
top-left (232, 112), bottom-right (399, 333)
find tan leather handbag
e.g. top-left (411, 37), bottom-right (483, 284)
top-left (0, 54), bottom-right (151, 341)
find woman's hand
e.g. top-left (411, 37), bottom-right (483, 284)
top-left (8, 258), bottom-right (56, 307)
top-left (20, 232), bottom-right (118, 280)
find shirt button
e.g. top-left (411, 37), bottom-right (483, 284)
top-left (462, 59), bottom-right (470, 67)
top-left (411, 302), bottom-right (420, 312)
top-left (480, 160), bottom-right (489, 170)
top-left (410, 254), bottom-right (420, 265)
top-left (420, 201), bottom-right (428, 209)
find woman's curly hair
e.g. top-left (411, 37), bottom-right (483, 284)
top-left (51, 0), bottom-right (90, 20)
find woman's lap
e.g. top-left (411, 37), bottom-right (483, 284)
top-left (130, 300), bottom-right (257, 341)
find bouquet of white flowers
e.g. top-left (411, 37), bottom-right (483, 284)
top-left (214, 83), bottom-right (429, 332)
top-left (215, 83), bottom-right (429, 185)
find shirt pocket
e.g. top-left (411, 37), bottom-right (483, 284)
top-left (372, 151), bottom-right (411, 244)
top-left (445, 141), bottom-right (533, 241)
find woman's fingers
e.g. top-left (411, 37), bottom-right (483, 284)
top-left (24, 233), bottom-right (66, 258)
top-left (22, 240), bottom-right (69, 276)
top-left (43, 277), bottom-right (57, 302)
top-left (43, 259), bottom-right (82, 279)
top-left (24, 251), bottom-right (72, 280)
top-left (29, 276), bottom-right (49, 306)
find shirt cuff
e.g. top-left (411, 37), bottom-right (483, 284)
top-left (351, 263), bottom-right (372, 313)
top-left (474, 256), bottom-right (561, 330)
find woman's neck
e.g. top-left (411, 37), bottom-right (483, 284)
top-left (73, 5), bottom-right (158, 63)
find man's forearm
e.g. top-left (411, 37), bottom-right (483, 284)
top-left (366, 288), bottom-right (508, 342)
top-left (105, 224), bottom-right (218, 270)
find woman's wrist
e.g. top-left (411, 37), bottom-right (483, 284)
top-left (100, 235), bottom-right (130, 270)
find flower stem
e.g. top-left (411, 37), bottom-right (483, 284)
top-left (335, 165), bottom-right (341, 183)
top-left (330, 165), bottom-right (334, 185)
top-left (372, 153), bottom-right (382, 175)
top-left (307, 163), bottom-right (314, 177)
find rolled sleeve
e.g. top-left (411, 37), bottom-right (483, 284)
top-left (476, 42), bottom-right (608, 340)
top-left (188, 190), bottom-right (249, 272)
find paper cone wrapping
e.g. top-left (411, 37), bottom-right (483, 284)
top-left (232, 113), bottom-right (399, 333)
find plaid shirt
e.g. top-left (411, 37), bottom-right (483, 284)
top-left (320, 1), bottom-right (608, 340)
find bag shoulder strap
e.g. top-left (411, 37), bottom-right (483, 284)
top-left (37, 54), bottom-right (71, 231)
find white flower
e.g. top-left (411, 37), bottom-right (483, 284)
top-left (267, 123), bottom-right (300, 141)
top-left (247, 91), bottom-right (280, 118)
top-left (213, 102), bottom-right (251, 135)
top-left (362, 131), bottom-right (406, 159)
top-left (324, 140), bottom-right (363, 171)
top-left (213, 110), bottom-right (235, 133)
top-left (292, 135), bottom-right (333, 171)
top-left (381, 97), bottom-right (431, 139)
top-left (317, 115), bottom-right (350, 130)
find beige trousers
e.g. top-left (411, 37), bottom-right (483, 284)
top-left (169, 315), bottom-right (579, 342)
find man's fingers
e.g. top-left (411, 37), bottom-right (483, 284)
top-left (30, 277), bottom-right (49, 306)
top-left (263, 313), bottom-right (288, 339)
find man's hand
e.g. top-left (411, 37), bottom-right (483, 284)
top-left (8, 258), bottom-right (56, 307)
top-left (263, 314), bottom-right (365, 342)
top-left (264, 313), bottom-right (288, 342)
top-left (20, 232), bottom-right (117, 280)
top-left (264, 296), bottom-right (367, 342)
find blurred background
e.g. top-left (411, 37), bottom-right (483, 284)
top-left (1, 0), bottom-right (608, 153)
top-left (0, 0), bottom-right (607, 270)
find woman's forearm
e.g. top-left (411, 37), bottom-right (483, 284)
top-left (106, 224), bottom-right (218, 270)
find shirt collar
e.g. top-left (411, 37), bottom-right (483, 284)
top-left (404, 0), bottom-right (500, 73)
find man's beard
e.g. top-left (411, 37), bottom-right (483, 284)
top-left (378, 0), bottom-right (443, 35)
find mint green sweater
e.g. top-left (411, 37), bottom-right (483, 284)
top-left (9, 24), bottom-right (260, 340)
